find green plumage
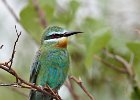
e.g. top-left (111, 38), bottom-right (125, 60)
top-left (29, 26), bottom-right (81, 100)
top-left (29, 26), bottom-right (69, 100)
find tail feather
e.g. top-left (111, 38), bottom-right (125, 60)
top-left (29, 90), bottom-right (53, 100)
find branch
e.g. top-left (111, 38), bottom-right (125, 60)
top-left (32, 0), bottom-right (47, 28)
top-left (0, 27), bottom-right (61, 100)
top-left (0, 45), bottom-right (4, 49)
top-left (0, 75), bottom-right (28, 97)
top-left (0, 82), bottom-right (28, 97)
top-left (69, 76), bottom-right (95, 100)
top-left (94, 55), bottom-right (128, 74)
top-left (102, 49), bottom-right (137, 87)
top-left (6, 25), bottom-right (21, 69)
top-left (2, 0), bottom-right (19, 22)
top-left (2, 0), bottom-right (46, 44)
top-left (103, 50), bottom-right (135, 78)
top-left (65, 80), bottom-right (80, 100)
top-left (0, 64), bottom-right (61, 100)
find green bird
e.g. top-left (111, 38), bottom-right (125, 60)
top-left (29, 26), bottom-right (82, 100)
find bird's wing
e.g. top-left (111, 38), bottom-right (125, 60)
top-left (29, 50), bottom-right (41, 83)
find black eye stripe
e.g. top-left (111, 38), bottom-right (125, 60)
top-left (50, 34), bottom-right (63, 38)
top-left (44, 34), bottom-right (64, 40)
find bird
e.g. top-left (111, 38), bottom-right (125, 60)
top-left (29, 26), bottom-right (82, 100)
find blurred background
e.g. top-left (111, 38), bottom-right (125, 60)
top-left (0, 0), bottom-right (140, 100)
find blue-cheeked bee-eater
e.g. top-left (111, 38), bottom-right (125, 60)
top-left (29, 26), bottom-right (82, 100)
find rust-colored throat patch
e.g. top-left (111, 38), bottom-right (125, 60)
top-left (56, 37), bottom-right (68, 48)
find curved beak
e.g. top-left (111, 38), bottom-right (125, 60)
top-left (63, 31), bottom-right (83, 37)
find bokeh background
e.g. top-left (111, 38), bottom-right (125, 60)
top-left (0, 0), bottom-right (140, 100)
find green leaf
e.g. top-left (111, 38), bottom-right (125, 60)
top-left (52, 0), bottom-right (80, 26)
top-left (20, 4), bottom-right (43, 44)
top-left (85, 28), bottom-right (112, 68)
top-left (131, 86), bottom-right (140, 100)
top-left (39, 0), bottom-right (55, 24)
top-left (127, 41), bottom-right (140, 60)
top-left (20, 0), bottom-right (56, 44)
top-left (80, 18), bottom-right (106, 33)
top-left (108, 34), bottom-right (130, 56)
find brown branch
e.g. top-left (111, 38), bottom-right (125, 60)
top-left (0, 83), bottom-right (18, 87)
top-left (2, 0), bottom-right (44, 44)
top-left (10, 87), bottom-right (28, 98)
top-left (65, 80), bottom-right (80, 100)
top-left (0, 74), bottom-right (28, 97)
top-left (0, 82), bottom-right (28, 97)
top-left (6, 25), bottom-right (21, 69)
top-left (2, 0), bottom-right (19, 22)
top-left (114, 55), bottom-right (134, 77)
top-left (94, 55), bottom-right (128, 74)
top-left (44, 84), bottom-right (61, 99)
top-left (0, 58), bottom-right (61, 100)
top-left (103, 50), bottom-right (135, 77)
top-left (0, 27), bottom-right (61, 100)
top-left (103, 49), bottom-right (137, 88)
top-left (69, 76), bottom-right (95, 100)
top-left (32, 0), bottom-right (47, 28)
top-left (0, 65), bottom-right (60, 100)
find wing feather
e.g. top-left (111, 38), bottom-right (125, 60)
top-left (29, 50), bottom-right (41, 83)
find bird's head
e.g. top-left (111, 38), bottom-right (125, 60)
top-left (41, 26), bottom-right (82, 48)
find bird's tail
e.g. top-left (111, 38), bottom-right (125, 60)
top-left (29, 90), bottom-right (53, 100)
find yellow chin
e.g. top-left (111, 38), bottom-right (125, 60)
top-left (56, 37), bottom-right (68, 48)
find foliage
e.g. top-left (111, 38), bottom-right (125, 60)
top-left (1, 0), bottom-right (140, 100)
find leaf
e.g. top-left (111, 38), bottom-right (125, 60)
top-left (20, 0), bottom-right (56, 44)
top-left (85, 28), bottom-right (112, 68)
top-left (131, 86), bottom-right (140, 100)
top-left (39, 0), bottom-right (55, 23)
top-left (80, 18), bottom-right (106, 33)
top-left (108, 34), bottom-right (130, 56)
top-left (20, 4), bottom-right (43, 44)
top-left (127, 41), bottom-right (140, 60)
top-left (52, 0), bottom-right (80, 26)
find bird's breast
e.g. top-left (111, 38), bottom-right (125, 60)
top-left (37, 49), bottom-right (69, 89)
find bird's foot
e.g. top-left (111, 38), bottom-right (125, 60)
top-left (38, 85), bottom-right (44, 90)
top-left (53, 90), bottom-right (58, 95)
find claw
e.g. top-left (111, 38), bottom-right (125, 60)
top-left (38, 85), bottom-right (44, 90)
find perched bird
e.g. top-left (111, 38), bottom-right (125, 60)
top-left (29, 26), bottom-right (82, 100)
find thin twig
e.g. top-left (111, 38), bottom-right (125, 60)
top-left (0, 83), bottom-right (18, 87)
top-left (32, 0), bottom-right (47, 28)
top-left (45, 84), bottom-right (61, 100)
top-left (65, 80), bottom-right (80, 100)
top-left (103, 49), bottom-right (137, 88)
top-left (2, 0), bottom-right (42, 44)
top-left (0, 75), bottom-right (28, 97)
top-left (69, 76), bottom-right (95, 100)
top-left (0, 45), bottom-right (4, 49)
top-left (10, 87), bottom-right (28, 98)
top-left (114, 55), bottom-right (134, 76)
top-left (2, 0), bottom-right (19, 22)
top-left (94, 55), bottom-right (127, 74)
top-left (7, 25), bottom-right (21, 69)
top-left (0, 27), bottom-right (61, 100)
top-left (0, 83), bottom-right (28, 97)
top-left (103, 50), bottom-right (135, 78)
top-left (0, 64), bottom-right (61, 100)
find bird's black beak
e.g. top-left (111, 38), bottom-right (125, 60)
top-left (63, 31), bottom-right (83, 37)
